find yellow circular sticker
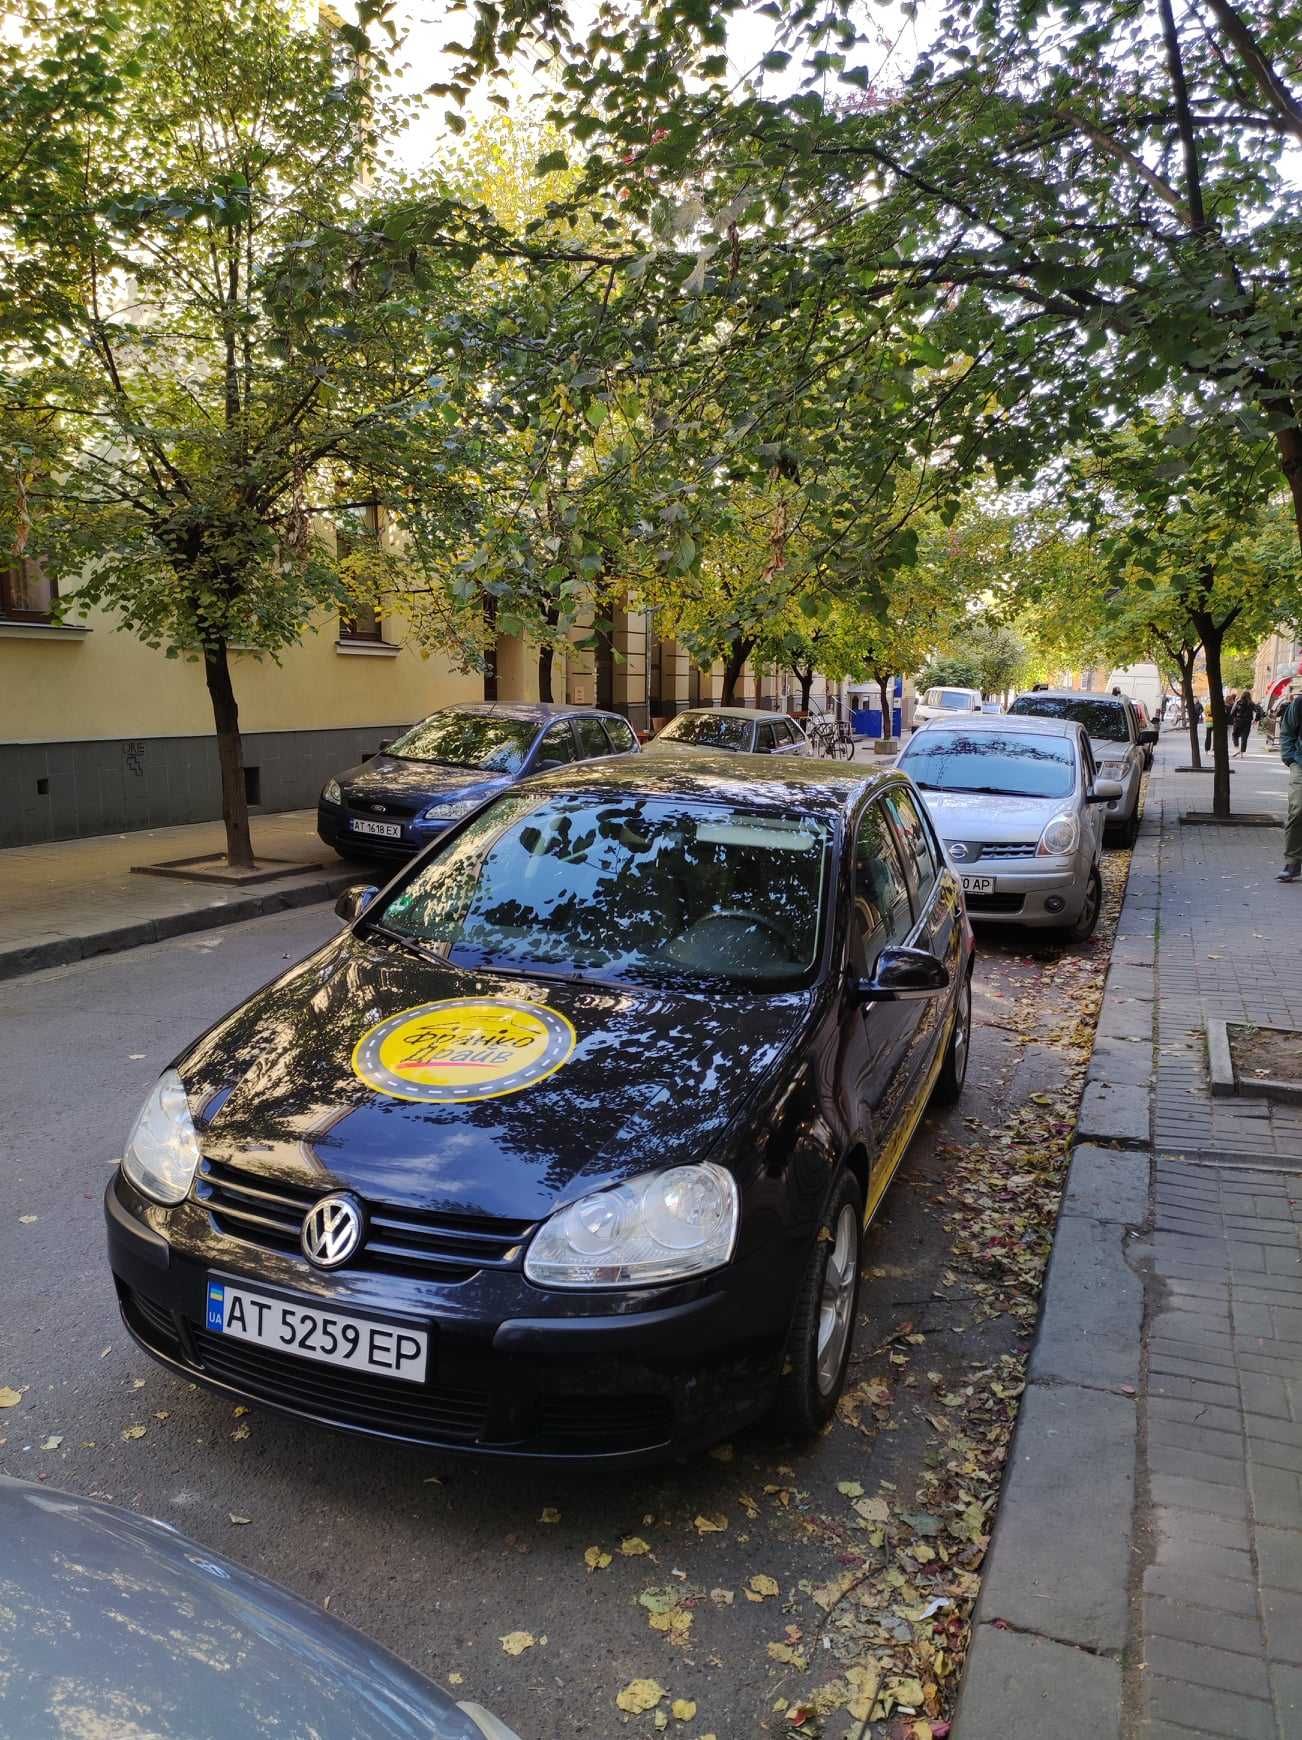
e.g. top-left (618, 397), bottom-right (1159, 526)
top-left (352, 997), bottom-right (577, 1104)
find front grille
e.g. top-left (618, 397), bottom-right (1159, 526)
top-left (534, 1393), bottom-right (673, 1451)
top-left (191, 1327), bottom-right (490, 1444)
top-left (122, 1285), bottom-right (183, 1352)
top-left (341, 792), bottom-right (423, 818)
top-left (979, 842), bottom-right (1038, 859)
top-left (194, 1159), bottom-right (534, 1281)
top-left (964, 892), bottom-right (1026, 914)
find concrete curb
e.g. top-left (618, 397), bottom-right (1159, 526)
top-left (954, 821), bottom-right (1157, 1739)
top-left (0, 869), bottom-right (360, 982)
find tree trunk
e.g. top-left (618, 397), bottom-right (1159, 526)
top-left (537, 643), bottom-right (554, 703)
top-left (1180, 653), bottom-right (1201, 771)
top-left (721, 637), bottom-right (755, 706)
top-left (203, 638), bottom-right (255, 870)
top-left (797, 664), bottom-right (814, 714)
top-left (1273, 419), bottom-right (1302, 555)
top-left (877, 673), bottom-right (893, 738)
top-left (1196, 618), bottom-right (1232, 818)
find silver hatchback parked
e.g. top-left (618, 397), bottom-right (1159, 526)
top-left (896, 715), bottom-right (1121, 939)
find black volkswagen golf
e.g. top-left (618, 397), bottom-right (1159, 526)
top-left (107, 754), bottom-right (973, 1462)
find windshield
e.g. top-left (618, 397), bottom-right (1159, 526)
top-left (658, 712), bottom-right (752, 752)
top-left (930, 689), bottom-right (977, 710)
top-left (387, 711), bottom-right (539, 773)
top-left (1008, 695), bottom-right (1130, 743)
top-left (900, 729), bottom-right (1077, 799)
top-left (372, 793), bottom-right (831, 987)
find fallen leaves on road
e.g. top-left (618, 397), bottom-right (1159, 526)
top-left (584, 1545), bottom-right (613, 1571)
top-left (620, 1536), bottom-right (651, 1556)
top-left (228, 1514), bottom-right (251, 1525)
top-left (0, 1387), bottom-right (21, 1409)
top-left (499, 1632), bottom-right (536, 1656)
top-left (693, 1512), bottom-right (727, 1534)
top-left (748, 1573), bottom-right (779, 1599)
top-left (39, 1434), bottom-right (63, 1451)
top-left (616, 1679), bottom-right (665, 1714)
top-left (670, 1698), bottom-right (696, 1720)
top-left (18, 1215), bottom-right (37, 1225)
top-left (539, 1506), bottom-right (560, 1524)
top-left (121, 1425), bottom-right (146, 1441)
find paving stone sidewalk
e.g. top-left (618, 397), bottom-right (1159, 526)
top-left (0, 810), bottom-right (365, 980)
top-left (957, 728), bottom-right (1302, 1740)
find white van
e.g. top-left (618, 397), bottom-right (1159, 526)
top-left (914, 685), bottom-right (983, 726)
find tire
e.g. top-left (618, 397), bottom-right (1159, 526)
top-left (932, 967), bottom-right (972, 1106)
top-left (772, 1169), bottom-right (864, 1436)
top-left (1060, 864), bottom-right (1102, 942)
top-left (1106, 808), bottom-right (1139, 849)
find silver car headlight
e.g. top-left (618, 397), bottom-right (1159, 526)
top-left (122, 1069), bottom-right (202, 1205)
top-left (1038, 812), bottom-right (1080, 856)
top-left (524, 1164), bottom-right (739, 1288)
top-left (422, 797), bottom-right (480, 821)
top-left (1099, 760), bottom-right (1127, 778)
top-left (322, 778), bottom-right (342, 805)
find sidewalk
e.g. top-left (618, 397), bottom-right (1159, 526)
top-left (0, 811), bottom-right (365, 980)
top-left (957, 730), bottom-right (1302, 1740)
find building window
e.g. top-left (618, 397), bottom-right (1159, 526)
top-left (338, 503), bottom-right (385, 644)
top-left (1, 558), bottom-right (57, 623)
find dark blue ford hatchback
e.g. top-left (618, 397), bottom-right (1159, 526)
top-left (318, 701), bottom-right (640, 861)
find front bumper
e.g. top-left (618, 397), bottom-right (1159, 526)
top-left (106, 1173), bottom-right (788, 1464)
top-left (959, 861), bottom-right (1091, 928)
top-left (317, 802), bottom-right (452, 860)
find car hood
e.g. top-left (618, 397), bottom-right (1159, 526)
top-left (0, 1476), bottom-right (494, 1740)
top-left (916, 788), bottom-right (1064, 840)
top-left (178, 934), bottom-right (810, 1220)
top-left (337, 753), bottom-right (515, 806)
top-left (1087, 738), bottom-right (1132, 761)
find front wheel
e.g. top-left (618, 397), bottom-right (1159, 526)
top-left (932, 968), bottom-right (972, 1105)
top-left (772, 1170), bottom-right (864, 1436)
top-left (1060, 864), bottom-right (1102, 942)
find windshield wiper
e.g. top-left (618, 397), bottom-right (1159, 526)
top-left (957, 785), bottom-right (1037, 798)
top-left (363, 922), bottom-right (440, 964)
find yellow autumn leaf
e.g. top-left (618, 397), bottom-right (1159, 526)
top-left (693, 1512), bottom-right (727, 1534)
top-left (836, 1480), bottom-right (864, 1498)
top-left (889, 1676), bottom-right (926, 1708)
top-left (615, 1679), bottom-right (665, 1714)
top-left (648, 1609), bottom-right (692, 1642)
top-left (539, 1506), bottom-right (560, 1523)
top-left (766, 1642), bottom-right (806, 1669)
top-left (853, 1496), bottom-right (889, 1524)
top-left (39, 1434), bottom-right (63, 1451)
top-left (448, 1673), bottom-right (463, 1687)
top-left (846, 1662), bottom-right (880, 1722)
top-left (584, 1545), bottom-right (613, 1571)
top-left (121, 1424), bottom-right (146, 1440)
top-left (620, 1536), bottom-right (651, 1556)
top-left (228, 1514), bottom-right (252, 1525)
top-left (749, 1574), bottom-right (779, 1598)
top-left (0, 1387), bottom-right (22, 1409)
top-left (499, 1632), bottom-right (535, 1656)
top-left (670, 1698), bottom-right (696, 1721)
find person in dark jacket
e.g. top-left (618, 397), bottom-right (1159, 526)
top-left (1231, 689), bottom-right (1258, 756)
top-left (1277, 673), bottom-right (1302, 880)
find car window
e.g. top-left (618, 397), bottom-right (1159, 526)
top-left (574, 717), bottom-right (613, 760)
top-left (883, 787), bottom-right (939, 907)
top-left (1008, 695), bottom-right (1131, 742)
top-left (925, 688), bottom-right (942, 707)
top-left (757, 722), bottom-right (779, 753)
top-left (536, 723), bottom-right (576, 766)
top-left (939, 689), bottom-right (976, 710)
top-left (602, 716), bottom-right (638, 754)
top-left (374, 793), bottom-right (832, 989)
top-left (898, 729), bottom-right (1077, 799)
top-left (853, 802), bottom-right (914, 972)
top-left (785, 719), bottom-right (808, 748)
top-left (387, 711), bottom-right (538, 773)
top-left (658, 712), bottom-right (752, 752)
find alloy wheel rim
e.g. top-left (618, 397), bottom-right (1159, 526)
top-left (815, 1203), bottom-right (859, 1396)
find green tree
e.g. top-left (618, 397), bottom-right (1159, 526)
top-left (917, 654), bottom-right (981, 692)
top-left (2, 0), bottom-right (476, 866)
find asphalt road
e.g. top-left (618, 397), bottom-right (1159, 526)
top-left (0, 889), bottom-right (1118, 1739)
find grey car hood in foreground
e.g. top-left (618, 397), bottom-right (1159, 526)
top-left (0, 1476), bottom-right (518, 1740)
top-left (915, 787), bottom-right (1064, 841)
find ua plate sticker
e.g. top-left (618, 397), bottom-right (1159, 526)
top-left (352, 997), bottom-right (577, 1104)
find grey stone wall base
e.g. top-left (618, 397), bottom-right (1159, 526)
top-left (0, 871), bottom-right (357, 981)
top-left (1028, 1217), bottom-right (1143, 1391)
top-left (1077, 1077), bottom-right (1151, 1145)
top-left (954, 1625), bottom-right (1121, 1740)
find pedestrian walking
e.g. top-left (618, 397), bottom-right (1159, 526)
top-left (1231, 689), bottom-right (1257, 756)
top-left (1277, 672), bottom-right (1302, 881)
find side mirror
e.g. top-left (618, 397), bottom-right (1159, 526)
top-left (335, 885), bottom-right (379, 924)
top-left (1089, 779), bottom-right (1123, 803)
top-left (854, 946), bottom-right (950, 1003)
top-left (1137, 728), bottom-right (1158, 746)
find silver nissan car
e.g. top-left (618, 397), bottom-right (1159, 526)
top-left (896, 714), bottom-right (1121, 940)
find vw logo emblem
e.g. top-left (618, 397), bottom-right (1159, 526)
top-left (301, 1193), bottom-right (364, 1269)
top-left (949, 842), bottom-right (969, 861)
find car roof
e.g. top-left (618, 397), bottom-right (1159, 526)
top-left (1012, 689), bottom-right (1126, 704)
top-left (669, 707), bottom-right (793, 723)
top-left (528, 746), bottom-right (901, 815)
top-left (426, 701), bottom-right (618, 723)
top-left (909, 713), bottom-right (1081, 739)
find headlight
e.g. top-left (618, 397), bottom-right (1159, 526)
top-left (422, 797), bottom-right (480, 822)
top-left (1038, 813), bottom-right (1080, 856)
top-left (1099, 760), bottom-right (1126, 778)
top-left (122, 1069), bottom-right (202, 1206)
top-left (524, 1164), bottom-right (739, 1288)
top-left (322, 778), bottom-right (342, 805)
